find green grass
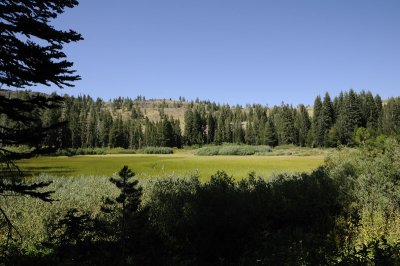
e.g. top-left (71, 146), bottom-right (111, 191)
top-left (18, 152), bottom-right (324, 181)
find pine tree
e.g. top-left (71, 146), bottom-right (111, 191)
top-left (215, 116), bottom-right (224, 145)
top-left (311, 96), bottom-right (323, 147)
top-left (364, 91), bottom-right (379, 129)
top-left (265, 119), bottom-right (278, 147)
top-left (0, 0), bottom-right (82, 243)
top-left (319, 92), bottom-right (334, 146)
top-left (102, 166), bottom-right (143, 262)
top-left (245, 121), bottom-right (256, 145)
top-left (334, 90), bottom-right (363, 145)
top-left (109, 115), bottom-right (125, 148)
top-left (275, 104), bottom-right (296, 145)
top-left (172, 119), bottom-right (182, 148)
top-left (374, 94), bottom-right (383, 132)
top-left (206, 113), bottom-right (216, 144)
top-left (295, 104), bottom-right (311, 147)
top-left (184, 108), bottom-right (194, 145)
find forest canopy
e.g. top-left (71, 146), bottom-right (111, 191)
top-left (1, 89), bottom-right (399, 151)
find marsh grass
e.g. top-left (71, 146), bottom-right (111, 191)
top-left (17, 154), bottom-right (324, 181)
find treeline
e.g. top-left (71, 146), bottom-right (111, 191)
top-left (1, 89), bottom-right (400, 149)
top-left (184, 89), bottom-right (400, 147)
top-left (1, 90), bottom-right (183, 149)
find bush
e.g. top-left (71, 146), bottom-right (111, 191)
top-left (194, 146), bottom-right (220, 156)
top-left (195, 145), bottom-right (272, 156)
top-left (147, 168), bottom-right (343, 265)
top-left (55, 148), bottom-right (136, 156)
top-left (143, 147), bottom-right (174, 154)
top-left (2, 145), bottom-right (34, 154)
top-left (326, 137), bottom-right (400, 243)
top-left (254, 145), bottom-right (273, 154)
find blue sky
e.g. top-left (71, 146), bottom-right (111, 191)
top-left (36, 0), bottom-right (400, 106)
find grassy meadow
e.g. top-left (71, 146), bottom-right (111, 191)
top-left (18, 151), bottom-right (325, 181)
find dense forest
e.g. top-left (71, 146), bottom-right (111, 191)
top-left (1, 89), bottom-right (400, 151)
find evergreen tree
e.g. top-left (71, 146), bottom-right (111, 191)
top-left (319, 92), bottom-right (334, 146)
top-left (364, 91), bottom-right (379, 129)
top-left (311, 96), bottom-right (323, 147)
top-left (99, 110), bottom-right (112, 148)
top-left (41, 97), bottom-right (63, 148)
top-left (275, 104), bottom-right (296, 145)
top-left (245, 121), bottom-right (256, 145)
top-left (295, 104), bottom-right (311, 147)
top-left (161, 117), bottom-right (174, 147)
top-left (265, 119), bottom-right (278, 147)
top-left (172, 119), bottom-right (182, 148)
top-left (374, 94), bottom-right (383, 132)
top-left (0, 0), bottom-right (82, 243)
top-left (334, 90), bottom-right (363, 145)
top-left (215, 116), bottom-right (224, 145)
top-left (184, 108), bottom-right (194, 145)
top-left (232, 120), bottom-right (244, 144)
top-left (109, 114), bottom-right (125, 148)
top-left (206, 113), bottom-right (216, 144)
top-left (102, 166), bottom-right (143, 262)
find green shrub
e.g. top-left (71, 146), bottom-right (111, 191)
top-left (143, 147), bottom-right (174, 154)
top-left (194, 146), bottom-right (220, 156)
top-left (2, 145), bottom-right (34, 154)
top-left (254, 145), bottom-right (273, 154)
top-left (218, 145), bottom-right (255, 155)
top-left (195, 145), bottom-right (272, 156)
top-left (55, 148), bottom-right (136, 156)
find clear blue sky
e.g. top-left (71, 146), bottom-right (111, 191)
top-left (37, 0), bottom-right (400, 106)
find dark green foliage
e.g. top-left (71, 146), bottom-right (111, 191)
top-left (147, 168), bottom-right (343, 265)
top-left (0, 0), bottom-right (81, 250)
top-left (311, 95), bottom-right (323, 147)
top-left (320, 92), bottom-right (335, 146)
top-left (143, 146), bottom-right (173, 154)
top-left (100, 166), bottom-right (149, 264)
top-left (272, 104), bottom-right (297, 145)
top-left (337, 237), bottom-right (400, 265)
top-left (46, 209), bottom-right (96, 264)
top-left (295, 104), bottom-right (311, 146)
top-left (334, 90), bottom-right (363, 145)
top-left (109, 114), bottom-right (127, 148)
top-left (0, 0), bottom-right (83, 89)
top-left (184, 107), bottom-right (206, 145)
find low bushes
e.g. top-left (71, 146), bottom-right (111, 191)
top-left (55, 147), bottom-right (136, 156)
top-left (54, 147), bottom-right (175, 156)
top-left (143, 147), bottom-right (174, 154)
top-left (195, 145), bottom-right (272, 156)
